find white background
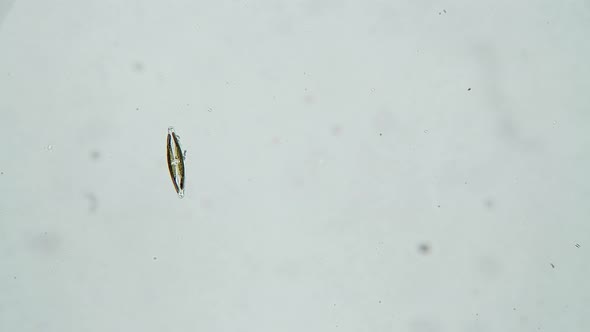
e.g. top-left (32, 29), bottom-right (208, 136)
top-left (1, 1), bottom-right (589, 331)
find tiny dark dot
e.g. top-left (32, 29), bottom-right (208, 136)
top-left (379, 133), bottom-right (382, 136)
top-left (575, 243), bottom-right (581, 248)
top-left (437, 205), bottom-right (441, 208)
top-left (13, 276), bottom-right (16, 280)
top-left (136, 107), bottom-right (139, 111)
top-left (153, 256), bottom-right (157, 260)
top-left (378, 300), bottom-right (382, 304)
top-left (513, 307), bottom-right (516, 311)
top-left (468, 88), bottom-right (472, 91)
top-left (1, 172), bottom-right (3, 175)
top-left (550, 263), bottom-right (555, 268)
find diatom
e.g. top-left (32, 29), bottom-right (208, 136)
top-left (167, 127), bottom-right (185, 198)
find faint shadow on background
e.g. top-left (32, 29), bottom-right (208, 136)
top-left (0, 0), bottom-right (16, 28)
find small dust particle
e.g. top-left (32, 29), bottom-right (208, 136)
top-left (513, 307), bottom-right (516, 311)
top-left (153, 256), bottom-right (157, 260)
top-left (437, 205), bottom-right (441, 208)
top-left (13, 276), bottom-right (16, 280)
top-left (424, 129), bottom-right (429, 133)
top-left (575, 243), bottom-right (581, 248)
top-left (550, 263), bottom-right (555, 268)
top-left (208, 107), bottom-right (213, 112)
top-left (136, 107), bottom-right (139, 111)
top-left (443, 9), bottom-right (447, 13)
top-left (379, 133), bottom-right (382, 136)
top-left (468, 88), bottom-right (471, 91)
top-left (378, 300), bottom-right (382, 304)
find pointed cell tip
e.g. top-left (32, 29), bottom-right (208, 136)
top-left (177, 190), bottom-right (185, 199)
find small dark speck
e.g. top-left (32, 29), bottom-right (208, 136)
top-left (575, 243), bottom-right (581, 248)
top-left (378, 300), bottom-right (382, 304)
top-left (379, 133), bottom-right (382, 136)
top-left (443, 9), bottom-right (447, 13)
top-left (468, 88), bottom-right (472, 91)
top-left (1, 172), bottom-right (3, 175)
top-left (418, 243), bottom-right (431, 254)
top-left (333, 303), bottom-right (336, 307)
top-left (136, 107), bottom-right (140, 111)
top-left (437, 205), bottom-right (441, 208)
top-left (513, 307), bottom-right (516, 311)
top-left (13, 276), bottom-right (16, 280)
top-left (208, 108), bottom-right (213, 112)
top-left (550, 263), bottom-right (555, 268)
top-left (438, 12), bottom-right (441, 15)
top-left (153, 256), bottom-right (158, 260)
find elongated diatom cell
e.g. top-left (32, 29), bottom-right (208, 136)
top-left (167, 127), bottom-right (185, 198)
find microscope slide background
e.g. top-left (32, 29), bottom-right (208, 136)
top-left (1, 1), bottom-right (589, 331)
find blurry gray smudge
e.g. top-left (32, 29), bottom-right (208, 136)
top-left (483, 198), bottom-right (495, 209)
top-left (30, 232), bottom-right (61, 254)
top-left (132, 61), bottom-right (145, 73)
top-left (0, 0), bottom-right (16, 28)
top-left (471, 44), bottom-right (531, 147)
top-left (90, 150), bottom-right (101, 161)
top-left (418, 243), bottom-right (431, 255)
top-left (85, 193), bottom-right (98, 213)
top-left (478, 256), bottom-right (502, 279)
top-left (409, 318), bottom-right (441, 332)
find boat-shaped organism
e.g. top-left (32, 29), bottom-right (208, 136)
top-left (166, 126), bottom-right (185, 198)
